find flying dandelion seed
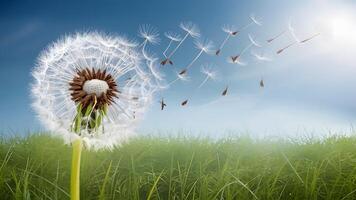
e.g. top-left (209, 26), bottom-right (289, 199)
top-left (230, 34), bottom-right (260, 65)
top-left (182, 39), bottom-right (214, 70)
top-left (300, 33), bottom-right (321, 43)
top-left (179, 68), bottom-right (187, 75)
top-left (240, 14), bottom-right (263, 31)
top-left (180, 64), bottom-right (217, 108)
top-left (221, 86), bottom-right (228, 96)
top-left (276, 41), bottom-right (296, 54)
top-left (251, 50), bottom-right (273, 61)
top-left (138, 24), bottom-right (160, 46)
top-left (162, 31), bottom-right (182, 59)
top-left (216, 25), bottom-right (238, 55)
top-left (181, 99), bottom-right (188, 106)
top-left (288, 20), bottom-right (301, 43)
top-left (198, 64), bottom-right (218, 88)
top-left (159, 98), bottom-right (167, 110)
top-left (161, 22), bottom-right (200, 65)
top-left (248, 34), bottom-right (262, 47)
top-left (31, 32), bottom-right (161, 199)
top-left (228, 55), bottom-right (247, 66)
top-left (216, 14), bottom-right (261, 56)
top-left (260, 78), bottom-right (265, 88)
top-left (267, 30), bottom-right (286, 43)
top-left (165, 70), bottom-right (190, 87)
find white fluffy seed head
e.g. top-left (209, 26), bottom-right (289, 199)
top-left (83, 79), bottom-right (109, 97)
top-left (31, 32), bottom-right (161, 150)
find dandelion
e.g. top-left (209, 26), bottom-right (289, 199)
top-left (161, 22), bottom-right (200, 65)
top-left (198, 64), bottom-right (218, 88)
top-left (31, 32), bottom-right (159, 200)
top-left (162, 31), bottom-right (182, 59)
top-left (216, 25), bottom-right (238, 55)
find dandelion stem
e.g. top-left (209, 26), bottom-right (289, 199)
top-left (185, 50), bottom-right (203, 70)
top-left (219, 34), bottom-right (231, 51)
top-left (163, 40), bottom-right (173, 58)
top-left (167, 33), bottom-right (189, 59)
top-left (198, 76), bottom-right (210, 88)
top-left (71, 139), bottom-right (82, 200)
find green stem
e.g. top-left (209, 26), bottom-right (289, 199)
top-left (71, 139), bottom-right (82, 200)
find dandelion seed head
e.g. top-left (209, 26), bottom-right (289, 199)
top-left (138, 24), bottom-right (160, 44)
top-left (164, 31), bottom-right (182, 42)
top-left (31, 32), bottom-right (160, 149)
top-left (180, 22), bottom-right (200, 38)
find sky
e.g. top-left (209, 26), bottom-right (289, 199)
top-left (1, 0), bottom-right (356, 137)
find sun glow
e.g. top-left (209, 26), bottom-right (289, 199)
top-left (330, 15), bottom-right (356, 42)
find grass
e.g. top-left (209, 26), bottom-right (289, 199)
top-left (0, 133), bottom-right (356, 199)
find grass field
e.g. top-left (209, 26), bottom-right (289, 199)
top-left (0, 133), bottom-right (356, 200)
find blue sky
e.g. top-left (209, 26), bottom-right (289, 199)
top-left (1, 0), bottom-right (356, 137)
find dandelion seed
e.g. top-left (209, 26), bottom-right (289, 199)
top-left (165, 70), bottom-right (190, 88)
top-left (180, 21), bottom-right (201, 38)
top-left (288, 20), bottom-right (301, 43)
top-left (228, 55), bottom-right (247, 66)
top-left (161, 22), bottom-right (200, 65)
top-left (216, 25), bottom-right (238, 55)
top-left (260, 78), bottom-right (265, 88)
top-left (239, 14), bottom-right (263, 31)
top-left (162, 31), bottom-right (182, 58)
top-left (179, 69), bottom-right (187, 75)
top-left (248, 34), bottom-right (262, 47)
top-left (159, 98), bottom-right (167, 110)
top-left (221, 86), bottom-right (228, 96)
top-left (181, 99), bottom-right (188, 106)
top-left (276, 41), bottom-right (296, 54)
top-left (300, 33), bottom-right (321, 43)
top-left (198, 64), bottom-right (217, 88)
top-left (230, 35), bottom-right (259, 65)
top-left (267, 30), bottom-right (286, 43)
top-left (250, 13), bottom-right (263, 26)
top-left (138, 24), bottom-right (160, 45)
top-left (184, 39), bottom-right (214, 70)
top-left (251, 51), bottom-right (273, 61)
